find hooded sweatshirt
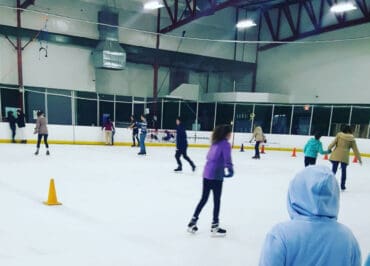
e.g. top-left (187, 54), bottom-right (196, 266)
top-left (328, 132), bottom-right (362, 164)
top-left (259, 165), bottom-right (361, 266)
top-left (203, 139), bottom-right (233, 181)
top-left (303, 138), bottom-right (329, 158)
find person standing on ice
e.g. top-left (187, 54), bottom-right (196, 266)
top-left (129, 115), bottom-right (140, 147)
top-left (250, 125), bottom-right (265, 159)
top-left (7, 111), bottom-right (16, 143)
top-left (174, 117), bottom-right (196, 172)
top-left (102, 117), bottom-right (114, 145)
top-left (34, 110), bottom-right (50, 155)
top-left (328, 125), bottom-right (362, 191)
top-left (303, 132), bottom-right (331, 167)
top-left (187, 125), bottom-right (234, 236)
top-left (16, 109), bottom-right (27, 143)
top-left (135, 114), bottom-right (147, 155)
top-left (259, 165), bottom-right (361, 266)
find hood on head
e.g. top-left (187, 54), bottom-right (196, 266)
top-left (287, 165), bottom-right (339, 220)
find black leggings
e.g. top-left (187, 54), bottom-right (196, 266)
top-left (175, 149), bottom-right (195, 168)
top-left (193, 179), bottom-right (223, 224)
top-left (255, 141), bottom-right (261, 157)
top-left (37, 134), bottom-right (49, 148)
top-left (331, 161), bottom-right (348, 188)
top-left (304, 157), bottom-right (317, 167)
top-left (10, 126), bottom-right (16, 141)
top-left (132, 131), bottom-right (139, 146)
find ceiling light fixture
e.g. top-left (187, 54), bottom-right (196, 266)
top-left (236, 19), bottom-right (257, 29)
top-left (330, 2), bottom-right (357, 13)
top-left (144, 1), bottom-right (164, 10)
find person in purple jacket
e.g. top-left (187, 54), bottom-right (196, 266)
top-left (187, 125), bottom-right (234, 236)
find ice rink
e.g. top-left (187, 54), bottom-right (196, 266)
top-left (1, 143), bottom-right (369, 266)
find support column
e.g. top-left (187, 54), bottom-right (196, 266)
top-left (16, 0), bottom-right (24, 110)
top-left (252, 9), bottom-right (262, 93)
top-left (153, 8), bottom-right (161, 117)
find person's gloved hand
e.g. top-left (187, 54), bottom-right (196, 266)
top-left (224, 168), bottom-right (234, 178)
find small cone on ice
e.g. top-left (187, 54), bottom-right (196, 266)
top-left (292, 148), bottom-right (297, 157)
top-left (353, 156), bottom-right (358, 163)
top-left (260, 145), bottom-right (266, 154)
top-left (44, 179), bottom-right (62, 206)
top-left (324, 154), bottom-right (328, 160)
top-left (240, 144), bottom-right (244, 152)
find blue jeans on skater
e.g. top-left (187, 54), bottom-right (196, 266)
top-left (139, 132), bottom-right (146, 154)
top-left (331, 160), bottom-right (348, 189)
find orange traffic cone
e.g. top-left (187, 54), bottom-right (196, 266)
top-left (240, 144), bottom-right (244, 152)
top-left (44, 179), bottom-right (62, 206)
top-left (292, 148), bottom-right (297, 157)
top-left (324, 154), bottom-right (328, 160)
top-left (353, 156), bottom-right (358, 163)
top-left (260, 145), bottom-right (266, 154)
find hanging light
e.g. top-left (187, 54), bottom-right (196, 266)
top-left (330, 2), bottom-right (357, 13)
top-left (144, 1), bottom-right (164, 10)
top-left (236, 19), bottom-right (257, 29)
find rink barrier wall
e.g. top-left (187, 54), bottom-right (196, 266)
top-left (1, 122), bottom-right (370, 157)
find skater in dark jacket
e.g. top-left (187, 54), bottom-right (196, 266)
top-left (130, 115), bottom-right (140, 147)
top-left (187, 125), bottom-right (234, 237)
top-left (133, 114), bottom-right (147, 155)
top-left (7, 111), bottom-right (16, 143)
top-left (16, 109), bottom-right (27, 143)
top-left (174, 117), bottom-right (195, 172)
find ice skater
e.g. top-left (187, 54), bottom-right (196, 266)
top-left (34, 110), bottom-right (50, 155)
top-left (102, 117), bottom-right (114, 145)
top-left (303, 132), bottom-right (331, 167)
top-left (250, 125), bottom-right (266, 159)
top-left (16, 109), bottom-right (27, 143)
top-left (134, 114), bottom-right (147, 155)
top-left (174, 117), bottom-right (195, 172)
top-left (129, 115), bottom-right (140, 147)
top-left (187, 125), bottom-right (234, 236)
top-left (7, 111), bottom-right (16, 143)
top-left (259, 165), bottom-right (361, 266)
top-left (328, 125), bottom-right (362, 191)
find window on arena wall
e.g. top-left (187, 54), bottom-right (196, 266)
top-left (198, 103), bottom-right (215, 131)
top-left (216, 103), bottom-right (234, 126)
top-left (350, 106), bottom-right (370, 138)
top-left (145, 98), bottom-right (161, 130)
top-left (99, 94), bottom-right (114, 124)
top-left (162, 100), bottom-right (179, 129)
top-left (25, 88), bottom-right (45, 123)
top-left (234, 104), bottom-right (254, 133)
top-left (292, 105), bottom-right (312, 135)
top-left (116, 96), bottom-right (133, 128)
top-left (133, 97), bottom-right (145, 119)
top-left (310, 106), bottom-right (331, 136)
top-left (180, 101), bottom-right (197, 130)
top-left (272, 105), bottom-right (292, 134)
top-left (330, 106), bottom-right (351, 136)
top-left (47, 89), bottom-right (72, 125)
top-left (254, 105), bottom-right (273, 134)
top-left (1, 88), bottom-right (20, 121)
top-left (76, 91), bottom-right (97, 126)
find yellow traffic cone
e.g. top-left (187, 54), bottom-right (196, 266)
top-left (44, 178), bottom-right (62, 206)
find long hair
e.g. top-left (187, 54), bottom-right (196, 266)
top-left (211, 125), bottom-right (232, 144)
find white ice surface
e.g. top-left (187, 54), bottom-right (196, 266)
top-left (0, 144), bottom-right (369, 266)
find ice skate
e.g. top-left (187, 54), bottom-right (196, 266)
top-left (174, 167), bottom-right (182, 172)
top-left (34, 149), bottom-right (39, 155)
top-left (46, 150), bottom-right (50, 156)
top-left (187, 217), bottom-right (198, 234)
top-left (211, 223), bottom-right (227, 237)
top-left (192, 165), bottom-right (196, 172)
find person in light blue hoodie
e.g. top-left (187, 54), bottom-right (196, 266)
top-left (259, 165), bottom-right (361, 266)
top-left (303, 132), bottom-right (331, 167)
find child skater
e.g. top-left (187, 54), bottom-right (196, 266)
top-left (187, 125), bottom-right (234, 236)
top-left (303, 132), bottom-right (331, 167)
top-left (34, 110), bottom-right (50, 155)
top-left (130, 115), bottom-right (140, 147)
top-left (174, 117), bottom-right (196, 172)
